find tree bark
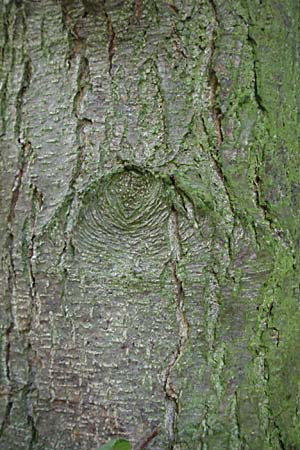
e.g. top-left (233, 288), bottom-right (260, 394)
top-left (0, 1), bottom-right (300, 449)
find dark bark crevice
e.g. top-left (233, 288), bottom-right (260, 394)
top-left (154, 55), bottom-right (172, 159)
top-left (14, 56), bottom-right (32, 138)
top-left (204, 2), bottom-right (236, 223)
top-left (162, 178), bottom-right (189, 449)
top-left (56, 49), bottom-right (91, 267)
top-left (103, 5), bottom-right (116, 76)
top-left (0, 397), bottom-right (13, 438)
top-left (1, 3), bottom-right (34, 432)
top-left (135, 425), bottom-right (160, 450)
top-left (246, 31), bottom-right (267, 115)
top-left (233, 391), bottom-right (243, 448)
top-left (8, 140), bottom-right (32, 224)
top-left (207, 0), bottom-right (223, 151)
top-left (23, 363), bottom-right (39, 450)
top-left (253, 161), bottom-right (291, 249)
top-left (28, 222), bottom-right (36, 329)
top-left (0, 75), bottom-right (8, 137)
top-left (132, 0), bottom-right (142, 24)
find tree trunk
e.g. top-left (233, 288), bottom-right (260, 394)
top-left (1, 1), bottom-right (300, 449)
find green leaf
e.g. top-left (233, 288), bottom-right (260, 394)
top-left (98, 438), bottom-right (131, 450)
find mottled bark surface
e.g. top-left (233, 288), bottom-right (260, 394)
top-left (0, 1), bottom-right (300, 449)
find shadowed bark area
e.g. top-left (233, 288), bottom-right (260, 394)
top-left (0, 1), bottom-right (300, 449)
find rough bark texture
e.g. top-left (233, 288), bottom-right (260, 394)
top-left (0, 1), bottom-right (300, 449)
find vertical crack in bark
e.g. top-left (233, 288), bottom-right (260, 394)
top-left (72, 54), bottom-right (90, 183)
top-left (245, 13), bottom-right (290, 249)
top-left (24, 355), bottom-right (39, 450)
top-left (247, 34), bottom-right (288, 248)
top-left (204, 3), bottom-right (235, 219)
top-left (256, 352), bottom-right (285, 449)
top-left (0, 398), bottom-right (13, 438)
top-left (23, 344), bottom-right (39, 449)
top-left (135, 424), bottom-right (160, 450)
top-left (5, 139), bottom-right (31, 385)
top-left (253, 164), bottom-right (272, 224)
top-left (0, 1), bottom-right (11, 81)
top-left (103, 3), bottom-right (115, 76)
top-left (1, 6), bottom-right (34, 438)
top-left (27, 414), bottom-right (38, 450)
top-left (163, 181), bottom-right (189, 449)
top-left (60, 4), bottom-right (90, 248)
top-left (3, 141), bottom-right (37, 446)
top-left (0, 75), bottom-right (8, 136)
top-left (4, 31), bottom-right (34, 433)
top-left (201, 118), bottom-right (235, 218)
top-left (8, 140), bottom-right (31, 223)
top-left (20, 184), bottom-right (43, 449)
top-left (27, 230), bottom-right (36, 330)
top-left (232, 391), bottom-right (242, 448)
top-left (256, 295), bottom-right (284, 448)
top-left (246, 32), bottom-right (266, 114)
top-left (133, 0), bottom-right (142, 23)
top-left (58, 53), bottom-right (91, 264)
top-left (253, 158), bottom-right (289, 247)
top-left (14, 57), bottom-right (32, 138)
top-left (208, 0), bottom-right (223, 151)
top-left (154, 56), bottom-right (172, 157)
top-left (4, 235), bottom-right (15, 383)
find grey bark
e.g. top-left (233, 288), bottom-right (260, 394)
top-left (0, 1), bottom-right (300, 449)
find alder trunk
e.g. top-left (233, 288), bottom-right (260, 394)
top-left (1, 1), bottom-right (300, 449)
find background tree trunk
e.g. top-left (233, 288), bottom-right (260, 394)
top-left (1, 1), bottom-right (300, 449)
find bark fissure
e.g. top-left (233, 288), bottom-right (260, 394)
top-left (1, 78), bottom-right (33, 441)
top-left (257, 352), bottom-right (286, 450)
top-left (14, 56), bottom-right (32, 138)
top-left (135, 424), bottom-right (160, 450)
top-left (4, 316), bottom-right (13, 382)
top-left (207, 0), bottom-right (223, 151)
top-left (20, 184), bottom-right (41, 450)
top-left (132, 0), bottom-right (142, 23)
top-left (103, 6), bottom-right (115, 76)
top-left (201, 115), bottom-right (235, 218)
top-left (0, 397), bottom-right (13, 438)
top-left (27, 413), bottom-right (38, 450)
top-left (58, 52), bottom-right (91, 265)
top-left (25, 379), bottom-right (38, 450)
top-left (255, 281), bottom-right (286, 447)
top-left (253, 163), bottom-right (290, 248)
top-left (5, 138), bottom-right (31, 382)
top-left (7, 140), bottom-right (31, 223)
top-left (154, 56), bottom-right (171, 158)
top-left (246, 32), bottom-right (267, 114)
top-left (204, 3), bottom-right (236, 220)
top-left (27, 231), bottom-right (36, 329)
top-left (72, 54), bottom-right (91, 185)
top-left (232, 391), bottom-right (242, 448)
top-left (0, 75), bottom-right (8, 136)
top-left (3, 239), bottom-right (16, 384)
top-left (163, 181), bottom-right (189, 449)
